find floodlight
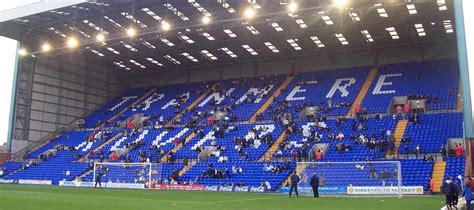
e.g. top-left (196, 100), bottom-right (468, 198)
top-left (202, 16), bottom-right (211, 24)
top-left (244, 8), bottom-right (255, 19)
top-left (334, 0), bottom-right (348, 7)
top-left (288, 2), bottom-right (298, 13)
top-left (96, 33), bottom-right (106, 42)
top-left (127, 27), bottom-right (137, 37)
top-left (67, 37), bottom-right (79, 48)
top-left (41, 43), bottom-right (52, 52)
top-left (18, 48), bottom-right (27, 56)
top-left (161, 21), bottom-right (171, 31)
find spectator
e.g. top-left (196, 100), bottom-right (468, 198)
top-left (291, 148), bottom-right (297, 161)
top-left (282, 160), bottom-right (291, 170)
top-left (289, 171), bottom-right (300, 198)
top-left (275, 148), bottom-right (283, 160)
top-left (310, 173), bottom-right (320, 198)
top-left (207, 117), bottom-right (214, 125)
top-left (183, 158), bottom-right (189, 166)
top-left (415, 145), bottom-right (421, 158)
top-left (414, 112), bottom-right (420, 124)
top-left (441, 144), bottom-right (447, 161)
top-left (442, 176), bottom-right (458, 210)
top-left (302, 127), bottom-right (311, 138)
top-left (429, 177), bottom-right (435, 194)
top-left (319, 175), bottom-right (325, 187)
top-left (354, 105), bottom-right (361, 117)
top-left (403, 145), bottom-right (409, 158)
top-left (455, 144), bottom-right (463, 157)
top-left (404, 102), bottom-right (410, 116)
top-left (232, 165), bottom-right (243, 174)
top-left (110, 152), bottom-right (117, 162)
top-left (218, 156), bottom-right (228, 163)
top-left (336, 143), bottom-right (344, 154)
top-left (297, 149), bottom-right (302, 162)
top-left (301, 145), bottom-right (308, 162)
top-left (351, 120), bottom-right (357, 131)
top-left (167, 152), bottom-right (175, 163)
top-left (469, 176), bottom-right (474, 193)
top-left (396, 105), bottom-right (403, 119)
top-left (337, 132), bottom-right (345, 140)
top-left (463, 182), bottom-right (473, 210)
top-left (263, 164), bottom-right (273, 172)
top-left (173, 137), bottom-right (179, 148)
top-left (424, 154), bottom-right (434, 163)
top-left (260, 180), bottom-right (271, 191)
top-left (316, 149), bottom-right (323, 161)
top-left (180, 138), bottom-right (186, 147)
top-left (242, 151), bottom-right (249, 160)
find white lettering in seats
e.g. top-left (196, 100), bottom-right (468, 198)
top-left (372, 73), bottom-right (402, 95)
top-left (326, 78), bottom-right (356, 98)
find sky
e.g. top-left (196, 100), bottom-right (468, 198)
top-left (0, 0), bottom-right (40, 145)
top-left (0, 37), bottom-right (16, 146)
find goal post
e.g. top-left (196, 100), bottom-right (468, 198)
top-left (296, 161), bottom-right (403, 198)
top-left (93, 162), bottom-right (162, 189)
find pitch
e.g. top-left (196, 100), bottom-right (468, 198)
top-left (0, 184), bottom-right (444, 210)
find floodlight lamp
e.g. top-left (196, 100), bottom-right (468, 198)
top-left (127, 27), bottom-right (137, 37)
top-left (244, 8), bottom-right (256, 19)
top-left (96, 33), bottom-right (106, 42)
top-left (18, 48), bottom-right (27, 56)
top-left (288, 2), bottom-right (298, 13)
top-left (334, 0), bottom-right (349, 8)
top-left (67, 37), bottom-right (79, 48)
top-left (202, 16), bottom-right (211, 25)
top-left (161, 21), bottom-right (171, 31)
top-left (41, 43), bottom-right (52, 52)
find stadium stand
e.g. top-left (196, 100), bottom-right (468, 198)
top-left (264, 67), bottom-right (369, 120)
top-left (298, 162), bottom-right (399, 187)
top-left (0, 161), bottom-right (25, 177)
top-left (178, 161), bottom-right (295, 189)
top-left (84, 88), bottom-right (153, 128)
top-left (111, 83), bottom-right (204, 127)
top-left (2, 59), bottom-right (466, 193)
top-left (4, 152), bottom-right (90, 185)
top-left (400, 113), bottom-right (463, 154)
top-left (182, 76), bottom-right (285, 122)
top-left (361, 59), bottom-right (459, 114)
top-left (401, 159), bottom-right (434, 190)
top-left (174, 123), bottom-right (282, 161)
top-left (276, 116), bottom-right (397, 162)
top-left (444, 157), bottom-right (466, 185)
top-left (27, 130), bottom-right (118, 159)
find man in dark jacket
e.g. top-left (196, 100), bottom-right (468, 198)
top-left (310, 173), bottom-right (320, 198)
top-left (442, 176), bottom-right (458, 210)
top-left (289, 171), bottom-right (300, 198)
top-left (95, 168), bottom-right (104, 188)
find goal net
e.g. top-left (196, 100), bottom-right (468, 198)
top-left (93, 162), bottom-right (162, 189)
top-left (296, 161), bottom-right (403, 198)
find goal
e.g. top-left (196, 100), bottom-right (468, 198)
top-left (93, 162), bottom-right (163, 189)
top-left (296, 161), bottom-right (403, 198)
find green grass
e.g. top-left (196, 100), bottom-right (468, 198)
top-left (0, 184), bottom-right (444, 210)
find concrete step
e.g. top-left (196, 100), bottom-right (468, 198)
top-left (260, 132), bottom-right (287, 161)
top-left (249, 76), bottom-right (294, 123)
top-left (347, 67), bottom-right (378, 117)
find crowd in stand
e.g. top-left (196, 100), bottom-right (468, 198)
top-left (15, 67), bottom-right (467, 193)
top-left (185, 76), bottom-right (278, 124)
top-left (263, 161), bottom-right (292, 174)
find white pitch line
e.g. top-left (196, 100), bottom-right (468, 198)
top-left (208, 196), bottom-right (282, 204)
top-left (1, 188), bottom-right (282, 205)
